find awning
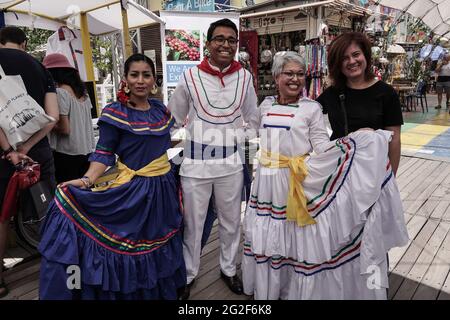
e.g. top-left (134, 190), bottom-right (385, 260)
top-left (0, 0), bottom-right (163, 34)
top-left (378, 0), bottom-right (450, 37)
top-left (239, 0), bottom-right (376, 19)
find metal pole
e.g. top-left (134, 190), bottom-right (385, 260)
top-left (121, 5), bottom-right (133, 58)
top-left (80, 12), bottom-right (100, 116)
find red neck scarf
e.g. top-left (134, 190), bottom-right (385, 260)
top-left (197, 58), bottom-right (242, 86)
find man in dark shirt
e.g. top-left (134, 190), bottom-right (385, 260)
top-left (0, 26), bottom-right (58, 298)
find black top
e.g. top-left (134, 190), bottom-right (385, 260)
top-left (0, 48), bottom-right (56, 179)
top-left (316, 81), bottom-right (403, 140)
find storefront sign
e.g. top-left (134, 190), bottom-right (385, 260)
top-left (163, 0), bottom-right (215, 12)
top-left (160, 11), bottom-right (239, 104)
top-left (247, 10), bottom-right (307, 35)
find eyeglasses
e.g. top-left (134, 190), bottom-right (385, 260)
top-left (281, 71), bottom-right (305, 79)
top-left (211, 37), bottom-right (239, 46)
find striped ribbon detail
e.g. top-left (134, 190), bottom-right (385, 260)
top-left (183, 68), bottom-right (250, 125)
top-left (101, 112), bottom-right (173, 132)
top-left (243, 227), bottom-right (363, 276)
top-left (54, 187), bottom-right (179, 255)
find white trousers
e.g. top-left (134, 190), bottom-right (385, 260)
top-left (181, 171), bottom-right (244, 284)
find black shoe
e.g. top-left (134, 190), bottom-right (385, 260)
top-left (177, 279), bottom-right (195, 300)
top-left (220, 271), bottom-right (243, 295)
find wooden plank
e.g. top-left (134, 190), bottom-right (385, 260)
top-left (197, 237), bottom-right (243, 278)
top-left (409, 163), bottom-right (450, 201)
top-left (431, 163), bottom-right (450, 199)
top-left (396, 157), bottom-right (418, 177)
top-left (442, 203), bottom-right (450, 221)
top-left (191, 277), bottom-right (228, 300)
top-left (3, 259), bottom-right (40, 284)
top-left (388, 219), bottom-right (439, 299)
top-left (405, 198), bottom-right (438, 218)
top-left (1, 270), bottom-right (39, 300)
top-left (412, 228), bottom-right (450, 299)
top-left (431, 201), bottom-right (450, 220)
top-left (18, 287), bottom-right (39, 300)
top-left (411, 199), bottom-right (439, 219)
top-left (437, 272), bottom-right (450, 300)
top-left (396, 158), bottom-right (426, 182)
top-left (192, 241), bottom-right (244, 300)
top-left (393, 221), bottom-right (450, 300)
top-left (396, 159), bottom-right (428, 189)
top-left (401, 161), bottom-right (441, 199)
top-left (401, 202), bottom-right (417, 222)
top-left (388, 215), bottom-right (428, 273)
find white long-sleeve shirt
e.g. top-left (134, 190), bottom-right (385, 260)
top-left (168, 63), bottom-right (258, 178)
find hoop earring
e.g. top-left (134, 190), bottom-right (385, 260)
top-left (151, 84), bottom-right (158, 95)
top-left (124, 85), bottom-right (130, 94)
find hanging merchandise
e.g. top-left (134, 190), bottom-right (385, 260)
top-left (260, 49), bottom-right (273, 64)
top-left (304, 39), bottom-right (328, 99)
top-left (46, 26), bottom-right (87, 81)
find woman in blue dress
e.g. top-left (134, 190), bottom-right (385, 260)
top-left (38, 54), bottom-right (186, 300)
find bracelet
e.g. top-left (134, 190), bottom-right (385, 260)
top-left (2, 146), bottom-right (14, 158)
top-left (80, 176), bottom-right (92, 188)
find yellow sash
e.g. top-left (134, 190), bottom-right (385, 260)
top-left (93, 153), bottom-right (171, 192)
top-left (259, 149), bottom-right (315, 227)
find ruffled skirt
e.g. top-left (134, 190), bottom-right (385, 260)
top-left (242, 130), bottom-right (409, 300)
top-left (38, 169), bottom-right (186, 300)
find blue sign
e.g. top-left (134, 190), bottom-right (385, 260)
top-left (163, 0), bottom-right (215, 12)
top-left (166, 63), bottom-right (198, 84)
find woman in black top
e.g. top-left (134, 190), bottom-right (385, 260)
top-left (317, 32), bottom-right (403, 175)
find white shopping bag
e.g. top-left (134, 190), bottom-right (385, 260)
top-left (0, 63), bottom-right (55, 149)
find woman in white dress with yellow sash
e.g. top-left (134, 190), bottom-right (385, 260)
top-left (241, 51), bottom-right (408, 300)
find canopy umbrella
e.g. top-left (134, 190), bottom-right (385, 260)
top-left (0, 0), bottom-right (163, 34)
top-left (377, 0), bottom-right (450, 37)
top-left (0, 0), bottom-right (164, 116)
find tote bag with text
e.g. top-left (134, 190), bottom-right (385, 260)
top-left (0, 63), bottom-right (55, 148)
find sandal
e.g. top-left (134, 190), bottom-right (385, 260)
top-left (0, 279), bottom-right (9, 299)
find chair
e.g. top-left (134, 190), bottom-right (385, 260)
top-left (406, 80), bottom-right (428, 113)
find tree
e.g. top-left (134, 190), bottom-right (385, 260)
top-left (21, 27), bottom-right (53, 61)
top-left (91, 35), bottom-right (113, 82)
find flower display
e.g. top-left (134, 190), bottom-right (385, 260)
top-left (165, 29), bottom-right (201, 61)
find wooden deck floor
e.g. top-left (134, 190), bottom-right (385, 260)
top-left (2, 155), bottom-right (450, 300)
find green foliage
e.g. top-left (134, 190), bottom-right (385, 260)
top-left (22, 27), bottom-right (53, 52)
top-left (21, 27), bottom-right (53, 61)
top-left (91, 36), bottom-right (113, 81)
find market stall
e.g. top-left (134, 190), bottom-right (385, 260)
top-left (0, 0), bottom-right (164, 115)
top-left (239, 0), bottom-right (375, 101)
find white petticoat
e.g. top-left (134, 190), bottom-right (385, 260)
top-left (242, 130), bottom-right (409, 300)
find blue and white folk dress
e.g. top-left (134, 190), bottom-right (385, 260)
top-left (242, 96), bottom-right (409, 300)
top-left (38, 99), bottom-right (186, 300)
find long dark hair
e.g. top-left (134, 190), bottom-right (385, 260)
top-left (124, 53), bottom-right (155, 77)
top-left (48, 68), bottom-right (86, 99)
top-left (327, 32), bottom-right (374, 90)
